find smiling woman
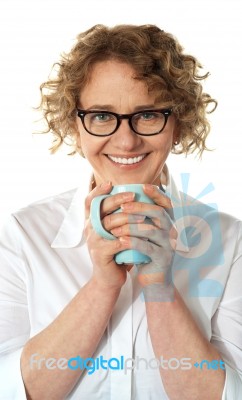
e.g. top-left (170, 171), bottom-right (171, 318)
top-left (75, 59), bottom-right (178, 186)
top-left (0, 24), bottom-right (241, 400)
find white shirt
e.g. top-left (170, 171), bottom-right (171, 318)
top-left (0, 168), bottom-right (242, 399)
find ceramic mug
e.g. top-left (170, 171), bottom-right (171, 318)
top-left (90, 184), bottom-right (158, 264)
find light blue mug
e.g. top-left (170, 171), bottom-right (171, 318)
top-left (90, 184), bottom-right (158, 264)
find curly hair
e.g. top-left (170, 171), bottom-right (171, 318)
top-left (38, 24), bottom-right (217, 156)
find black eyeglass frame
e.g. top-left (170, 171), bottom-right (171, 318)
top-left (76, 108), bottom-right (173, 137)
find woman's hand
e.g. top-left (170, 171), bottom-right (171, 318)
top-left (110, 184), bottom-right (177, 297)
top-left (84, 181), bottom-right (145, 290)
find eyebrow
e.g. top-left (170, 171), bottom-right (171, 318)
top-left (84, 104), bottom-right (158, 112)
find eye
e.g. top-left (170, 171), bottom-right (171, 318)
top-left (139, 112), bottom-right (159, 120)
top-left (91, 112), bottom-right (113, 123)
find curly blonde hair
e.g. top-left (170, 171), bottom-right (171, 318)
top-left (39, 24), bottom-right (217, 156)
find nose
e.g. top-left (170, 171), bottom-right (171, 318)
top-left (111, 119), bottom-right (142, 150)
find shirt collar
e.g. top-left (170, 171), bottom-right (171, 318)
top-left (51, 165), bottom-right (189, 252)
top-left (51, 174), bottom-right (92, 249)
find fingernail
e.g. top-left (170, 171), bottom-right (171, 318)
top-left (123, 192), bottom-right (135, 200)
top-left (120, 237), bottom-right (130, 245)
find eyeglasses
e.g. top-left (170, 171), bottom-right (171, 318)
top-left (76, 108), bottom-right (172, 137)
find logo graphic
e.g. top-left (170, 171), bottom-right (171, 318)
top-left (137, 173), bottom-right (225, 300)
top-left (170, 173), bottom-right (224, 298)
top-left (29, 353), bottom-right (226, 374)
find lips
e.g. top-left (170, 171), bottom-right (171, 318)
top-left (106, 153), bottom-right (148, 165)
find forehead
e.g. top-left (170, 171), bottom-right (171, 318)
top-left (79, 60), bottom-right (159, 107)
top-left (86, 59), bottom-right (139, 83)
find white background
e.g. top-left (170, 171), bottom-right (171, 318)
top-left (0, 0), bottom-right (241, 227)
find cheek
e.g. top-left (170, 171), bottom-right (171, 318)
top-left (76, 121), bottom-right (92, 152)
top-left (79, 132), bottom-right (109, 158)
top-left (154, 136), bottom-right (173, 155)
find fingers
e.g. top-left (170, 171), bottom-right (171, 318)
top-left (143, 184), bottom-right (172, 208)
top-left (89, 232), bottom-right (131, 257)
top-left (85, 181), bottom-right (112, 219)
top-left (121, 202), bottom-right (173, 231)
top-left (111, 222), bottom-right (173, 248)
top-left (100, 192), bottom-right (135, 218)
top-left (88, 234), bottom-right (131, 289)
top-left (121, 235), bottom-right (174, 269)
top-left (103, 213), bottom-right (146, 232)
top-left (86, 228), bottom-right (132, 266)
top-left (85, 181), bottom-right (137, 220)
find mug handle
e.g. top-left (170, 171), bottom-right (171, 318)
top-left (90, 195), bottom-right (115, 240)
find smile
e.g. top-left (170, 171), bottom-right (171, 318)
top-left (106, 154), bottom-right (147, 165)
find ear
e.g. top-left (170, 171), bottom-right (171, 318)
top-left (172, 123), bottom-right (180, 145)
top-left (76, 135), bottom-right (85, 158)
top-left (76, 132), bottom-right (81, 148)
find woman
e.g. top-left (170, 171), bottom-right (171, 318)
top-left (0, 24), bottom-right (241, 399)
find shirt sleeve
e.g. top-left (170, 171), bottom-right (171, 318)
top-left (211, 221), bottom-right (242, 399)
top-left (0, 215), bottom-right (30, 399)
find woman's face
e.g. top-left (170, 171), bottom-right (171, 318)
top-left (76, 59), bottom-right (178, 186)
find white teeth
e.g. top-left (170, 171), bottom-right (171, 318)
top-left (108, 154), bottom-right (146, 164)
